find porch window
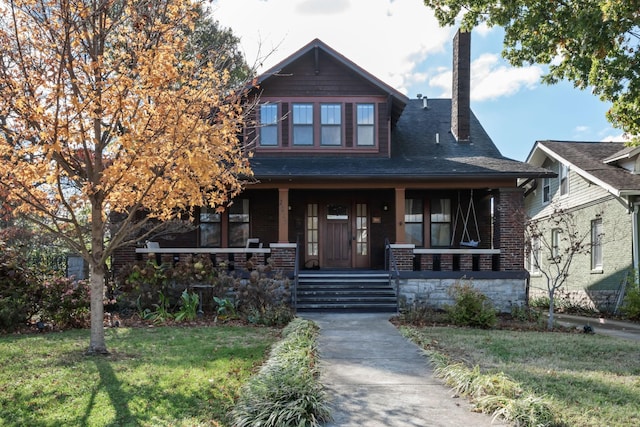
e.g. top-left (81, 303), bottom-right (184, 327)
top-left (559, 163), bottom-right (569, 196)
top-left (200, 207), bottom-right (221, 247)
top-left (591, 218), bottom-right (603, 270)
top-left (405, 199), bottom-right (423, 246)
top-left (229, 199), bottom-right (250, 247)
top-left (430, 198), bottom-right (451, 247)
top-left (259, 103), bottom-right (278, 146)
top-left (356, 203), bottom-right (368, 255)
top-left (356, 104), bottom-right (374, 146)
top-left (542, 177), bottom-right (550, 204)
top-left (321, 104), bottom-right (341, 146)
top-left (293, 103), bottom-right (313, 146)
top-left (307, 204), bottom-right (319, 257)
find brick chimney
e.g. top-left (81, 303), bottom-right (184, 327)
top-left (451, 29), bottom-right (471, 142)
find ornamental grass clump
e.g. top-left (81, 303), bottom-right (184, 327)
top-left (231, 318), bottom-right (331, 427)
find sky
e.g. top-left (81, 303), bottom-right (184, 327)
top-left (210, 0), bottom-right (624, 162)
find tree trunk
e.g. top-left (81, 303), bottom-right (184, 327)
top-left (87, 262), bottom-right (108, 354)
top-left (547, 288), bottom-right (555, 330)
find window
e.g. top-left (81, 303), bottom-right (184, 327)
top-left (405, 199), bottom-right (423, 246)
top-left (321, 104), bottom-right (341, 146)
top-left (259, 104), bottom-right (278, 146)
top-left (551, 228), bottom-right (560, 260)
top-left (306, 204), bottom-right (319, 257)
top-left (430, 198), bottom-right (451, 247)
top-left (229, 199), bottom-right (250, 247)
top-left (528, 236), bottom-right (540, 274)
top-left (542, 177), bottom-right (550, 204)
top-left (292, 103), bottom-right (313, 145)
top-left (200, 207), bottom-right (221, 247)
top-left (591, 218), bottom-right (603, 270)
top-left (356, 104), bottom-right (374, 146)
top-left (356, 203), bottom-right (368, 256)
top-left (559, 163), bottom-right (569, 196)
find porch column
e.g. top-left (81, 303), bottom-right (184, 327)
top-left (495, 187), bottom-right (525, 270)
top-left (278, 188), bottom-right (289, 243)
top-left (394, 187), bottom-right (405, 243)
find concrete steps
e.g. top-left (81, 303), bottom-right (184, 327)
top-left (295, 271), bottom-right (397, 313)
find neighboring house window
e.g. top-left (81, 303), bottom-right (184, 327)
top-left (551, 228), bottom-right (560, 260)
top-left (542, 177), bottom-right (551, 204)
top-left (591, 218), bottom-right (603, 270)
top-left (259, 104), bottom-right (278, 146)
top-left (356, 103), bottom-right (375, 146)
top-left (528, 236), bottom-right (540, 274)
top-left (292, 103), bottom-right (314, 145)
top-left (320, 103), bottom-right (341, 146)
top-left (430, 198), bottom-right (451, 247)
top-left (405, 199), bottom-right (423, 246)
top-left (307, 203), bottom-right (319, 257)
top-left (559, 163), bottom-right (569, 196)
top-left (229, 199), bottom-right (250, 247)
top-left (200, 207), bottom-right (221, 247)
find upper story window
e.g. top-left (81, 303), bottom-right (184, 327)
top-left (321, 104), bottom-right (342, 146)
top-left (559, 163), bottom-right (569, 196)
top-left (293, 103), bottom-right (314, 146)
top-left (542, 177), bottom-right (551, 204)
top-left (256, 99), bottom-right (380, 150)
top-left (356, 103), bottom-right (375, 146)
top-left (259, 104), bottom-right (278, 146)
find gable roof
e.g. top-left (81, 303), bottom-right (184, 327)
top-left (527, 140), bottom-right (640, 197)
top-left (250, 99), bottom-right (554, 181)
top-left (255, 38), bottom-right (410, 127)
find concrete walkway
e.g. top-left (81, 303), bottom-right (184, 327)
top-left (301, 313), bottom-right (506, 427)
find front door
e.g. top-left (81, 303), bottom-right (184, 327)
top-left (324, 203), bottom-right (351, 268)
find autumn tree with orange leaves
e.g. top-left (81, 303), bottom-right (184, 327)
top-left (0, 0), bottom-right (254, 354)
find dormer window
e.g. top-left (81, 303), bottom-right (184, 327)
top-left (293, 103), bottom-right (314, 146)
top-left (259, 104), bottom-right (278, 146)
top-left (321, 104), bottom-right (342, 146)
top-left (357, 103), bottom-right (375, 146)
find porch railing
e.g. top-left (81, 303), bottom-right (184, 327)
top-left (385, 238), bottom-right (400, 299)
top-left (134, 247), bottom-right (271, 271)
top-left (292, 237), bottom-right (300, 311)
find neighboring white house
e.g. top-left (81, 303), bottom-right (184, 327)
top-left (523, 140), bottom-right (640, 311)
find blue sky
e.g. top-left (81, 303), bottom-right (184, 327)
top-left (211, 0), bottom-right (623, 161)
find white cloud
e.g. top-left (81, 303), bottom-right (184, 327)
top-left (427, 53), bottom-right (542, 100)
top-left (211, 0), bottom-right (453, 94)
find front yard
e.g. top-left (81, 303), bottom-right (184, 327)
top-left (0, 325), bottom-right (279, 426)
top-left (400, 325), bottom-right (640, 427)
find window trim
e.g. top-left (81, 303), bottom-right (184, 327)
top-left (559, 163), bottom-right (569, 196)
top-left (254, 97), bottom-right (383, 152)
top-left (258, 103), bottom-right (279, 147)
top-left (356, 103), bottom-right (375, 146)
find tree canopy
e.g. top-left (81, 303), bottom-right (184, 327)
top-left (0, 0), bottom-right (254, 353)
top-left (423, 0), bottom-right (640, 140)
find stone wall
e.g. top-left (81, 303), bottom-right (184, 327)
top-left (397, 276), bottom-right (527, 313)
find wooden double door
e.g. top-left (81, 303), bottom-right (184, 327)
top-left (307, 200), bottom-right (369, 269)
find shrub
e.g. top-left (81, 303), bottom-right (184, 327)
top-left (231, 318), bottom-right (330, 426)
top-left (621, 286), bottom-right (640, 320)
top-left (39, 276), bottom-right (90, 329)
top-left (0, 239), bottom-right (40, 331)
top-left (445, 279), bottom-right (497, 328)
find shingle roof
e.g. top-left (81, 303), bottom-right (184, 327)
top-left (250, 99), bottom-right (553, 181)
top-left (533, 140), bottom-right (640, 195)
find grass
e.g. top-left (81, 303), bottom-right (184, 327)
top-left (400, 325), bottom-right (640, 426)
top-left (0, 324), bottom-right (279, 426)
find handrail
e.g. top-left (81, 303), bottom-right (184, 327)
top-left (292, 236), bottom-right (300, 311)
top-left (385, 238), bottom-right (400, 310)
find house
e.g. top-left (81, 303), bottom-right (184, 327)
top-left (115, 31), bottom-right (552, 312)
top-left (523, 140), bottom-right (640, 311)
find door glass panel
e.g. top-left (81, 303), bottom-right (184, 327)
top-left (356, 203), bottom-right (368, 256)
top-left (307, 204), bottom-right (319, 256)
top-left (327, 204), bottom-right (348, 220)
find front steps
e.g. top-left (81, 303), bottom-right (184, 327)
top-left (295, 271), bottom-right (397, 313)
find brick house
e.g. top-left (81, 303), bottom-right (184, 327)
top-left (115, 31), bottom-right (552, 312)
top-left (523, 140), bottom-right (640, 311)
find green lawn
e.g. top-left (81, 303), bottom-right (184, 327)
top-left (0, 325), bottom-right (279, 427)
top-left (401, 326), bottom-right (640, 427)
